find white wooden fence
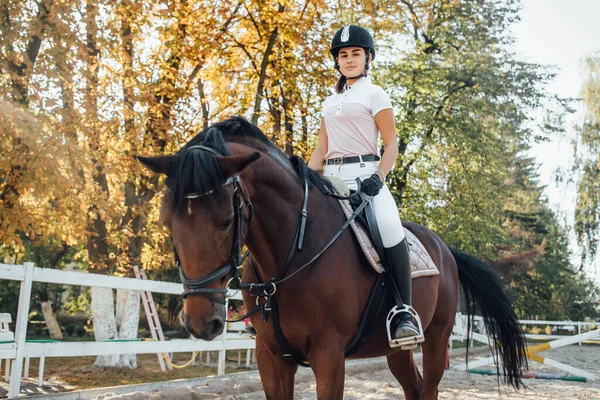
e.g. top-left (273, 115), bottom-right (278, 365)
top-left (519, 319), bottom-right (598, 342)
top-left (2, 262), bottom-right (598, 398)
top-left (450, 313), bottom-right (600, 380)
top-left (450, 314), bottom-right (599, 348)
top-left (0, 262), bottom-right (254, 399)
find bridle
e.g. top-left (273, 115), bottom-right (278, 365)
top-left (173, 145), bottom-right (253, 304)
top-left (172, 144), bottom-right (370, 321)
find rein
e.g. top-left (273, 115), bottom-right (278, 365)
top-left (229, 184), bottom-right (371, 324)
top-left (172, 145), bottom-right (367, 324)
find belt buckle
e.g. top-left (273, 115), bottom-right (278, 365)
top-left (333, 157), bottom-right (343, 165)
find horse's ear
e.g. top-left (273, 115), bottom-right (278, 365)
top-left (217, 152), bottom-right (261, 176)
top-left (136, 155), bottom-right (174, 175)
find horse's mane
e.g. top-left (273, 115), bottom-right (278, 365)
top-left (167, 116), bottom-right (333, 214)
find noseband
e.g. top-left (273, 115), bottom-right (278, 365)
top-left (173, 145), bottom-right (253, 304)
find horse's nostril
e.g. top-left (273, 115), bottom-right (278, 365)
top-left (212, 318), bottom-right (224, 335)
top-left (179, 313), bottom-right (224, 340)
top-left (204, 320), bottom-right (215, 335)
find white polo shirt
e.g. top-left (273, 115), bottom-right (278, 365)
top-left (321, 76), bottom-right (393, 159)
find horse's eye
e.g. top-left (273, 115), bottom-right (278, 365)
top-left (221, 216), bottom-right (234, 230)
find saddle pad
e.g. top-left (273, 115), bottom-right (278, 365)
top-left (326, 176), bottom-right (439, 279)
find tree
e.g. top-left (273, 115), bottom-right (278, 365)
top-left (575, 55), bottom-right (600, 264)
top-left (2, 0), bottom-right (597, 368)
top-left (495, 155), bottom-right (598, 319)
top-left (333, 0), bottom-right (566, 258)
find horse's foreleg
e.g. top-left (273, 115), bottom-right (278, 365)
top-left (256, 337), bottom-right (298, 400)
top-left (307, 341), bottom-right (346, 400)
top-left (386, 350), bottom-right (423, 400)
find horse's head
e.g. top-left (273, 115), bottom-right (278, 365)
top-left (137, 127), bottom-right (260, 340)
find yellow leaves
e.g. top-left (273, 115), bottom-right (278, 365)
top-left (0, 98), bottom-right (89, 247)
top-left (0, 0), bottom-right (338, 270)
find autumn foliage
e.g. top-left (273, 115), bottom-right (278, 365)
top-left (0, 0), bottom-right (597, 320)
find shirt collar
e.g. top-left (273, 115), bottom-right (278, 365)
top-left (345, 75), bottom-right (371, 91)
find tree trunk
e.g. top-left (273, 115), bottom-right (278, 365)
top-left (40, 301), bottom-right (63, 340)
top-left (91, 287), bottom-right (140, 368)
top-left (91, 287), bottom-right (119, 367)
top-left (115, 289), bottom-right (140, 368)
top-left (251, 16), bottom-right (281, 125)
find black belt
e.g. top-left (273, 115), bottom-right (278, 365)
top-left (326, 154), bottom-right (380, 165)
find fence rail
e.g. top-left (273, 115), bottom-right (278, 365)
top-left (2, 263), bottom-right (598, 399)
top-left (0, 262), bottom-right (251, 399)
top-left (449, 314), bottom-right (599, 348)
top-left (519, 319), bottom-right (598, 345)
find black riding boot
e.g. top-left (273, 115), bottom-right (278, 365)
top-left (385, 238), bottom-right (422, 340)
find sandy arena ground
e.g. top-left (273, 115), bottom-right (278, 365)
top-left (99, 345), bottom-right (600, 399)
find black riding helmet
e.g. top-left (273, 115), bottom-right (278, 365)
top-left (330, 25), bottom-right (375, 75)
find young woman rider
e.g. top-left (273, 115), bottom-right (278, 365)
top-left (307, 25), bottom-right (423, 347)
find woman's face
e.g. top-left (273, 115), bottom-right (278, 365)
top-left (336, 47), bottom-right (370, 78)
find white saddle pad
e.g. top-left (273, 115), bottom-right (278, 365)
top-left (326, 176), bottom-right (439, 278)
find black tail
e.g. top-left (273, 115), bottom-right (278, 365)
top-left (451, 248), bottom-right (528, 389)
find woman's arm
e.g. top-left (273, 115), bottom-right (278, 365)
top-left (308, 118), bottom-right (328, 171)
top-left (373, 108), bottom-right (398, 181)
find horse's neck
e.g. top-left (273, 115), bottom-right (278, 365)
top-left (244, 165), bottom-right (334, 282)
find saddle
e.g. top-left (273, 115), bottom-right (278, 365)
top-left (326, 176), bottom-right (439, 278)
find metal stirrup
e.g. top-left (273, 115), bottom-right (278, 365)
top-left (386, 305), bottom-right (425, 350)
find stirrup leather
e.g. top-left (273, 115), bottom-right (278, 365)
top-left (386, 305), bottom-right (425, 350)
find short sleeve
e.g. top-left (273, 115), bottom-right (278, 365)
top-left (370, 86), bottom-right (393, 116)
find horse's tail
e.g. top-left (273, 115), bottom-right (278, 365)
top-left (451, 247), bottom-right (528, 389)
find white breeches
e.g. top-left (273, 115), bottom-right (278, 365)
top-left (324, 161), bottom-right (405, 248)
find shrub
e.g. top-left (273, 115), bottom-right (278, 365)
top-left (74, 324), bottom-right (86, 337)
top-left (65, 324), bottom-right (76, 336)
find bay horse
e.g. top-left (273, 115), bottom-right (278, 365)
top-left (138, 117), bottom-right (527, 400)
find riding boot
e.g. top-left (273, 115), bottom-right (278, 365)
top-left (384, 238), bottom-right (423, 342)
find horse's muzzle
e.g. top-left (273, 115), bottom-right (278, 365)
top-left (180, 310), bottom-right (224, 340)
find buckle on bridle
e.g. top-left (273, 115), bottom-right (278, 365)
top-left (225, 277), bottom-right (240, 299)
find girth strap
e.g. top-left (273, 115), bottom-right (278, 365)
top-left (344, 273), bottom-right (388, 357)
top-left (263, 248), bottom-right (391, 365)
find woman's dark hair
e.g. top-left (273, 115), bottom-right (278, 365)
top-left (335, 75), bottom-right (348, 94)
